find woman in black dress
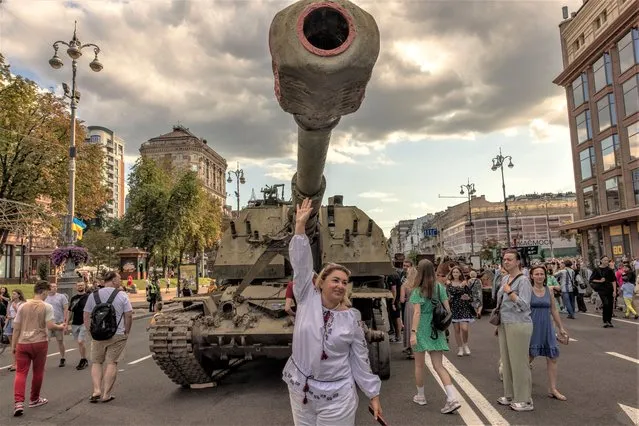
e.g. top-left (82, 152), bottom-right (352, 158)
top-left (446, 266), bottom-right (475, 356)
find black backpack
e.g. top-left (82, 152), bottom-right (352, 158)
top-left (90, 289), bottom-right (122, 341)
top-left (431, 284), bottom-right (452, 339)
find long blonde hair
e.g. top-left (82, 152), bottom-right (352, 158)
top-left (315, 263), bottom-right (352, 307)
top-left (404, 267), bottom-right (418, 291)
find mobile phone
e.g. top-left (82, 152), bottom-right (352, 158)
top-left (368, 405), bottom-right (389, 426)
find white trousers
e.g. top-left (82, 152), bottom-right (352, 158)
top-left (288, 384), bottom-right (358, 426)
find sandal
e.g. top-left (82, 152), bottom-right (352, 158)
top-left (548, 390), bottom-right (567, 401)
top-left (14, 402), bottom-right (24, 417)
top-left (89, 394), bottom-right (101, 403)
top-left (8, 365), bottom-right (16, 372)
top-left (101, 395), bottom-right (115, 403)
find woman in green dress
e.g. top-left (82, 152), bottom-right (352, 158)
top-left (409, 259), bottom-right (461, 414)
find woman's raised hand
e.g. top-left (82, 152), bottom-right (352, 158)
top-left (296, 198), bottom-right (313, 225)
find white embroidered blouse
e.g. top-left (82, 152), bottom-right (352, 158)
top-left (282, 234), bottom-right (381, 402)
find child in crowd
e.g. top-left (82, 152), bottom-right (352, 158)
top-left (147, 302), bottom-right (164, 331)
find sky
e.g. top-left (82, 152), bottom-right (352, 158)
top-left (0, 0), bottom-right (583, 235)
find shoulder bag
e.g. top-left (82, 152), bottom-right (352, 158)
top-left (488, 273), bottom-right (523, 326)
top-left (431, 284), bottom-right (452, 339)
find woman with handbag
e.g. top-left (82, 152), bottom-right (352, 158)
top-left (409, 259), bottom-right (461, 414)
top-left (494, 249), bottom-right (534, 412)
top-left (529, 265), bottom-right (568, 401)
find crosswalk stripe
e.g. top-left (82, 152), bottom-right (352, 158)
top-left (443, 356), bottom-right (510, 426)
top-left (424, 355), bottom-right (486, 425)
top-left (0, 348), bottom-right (77, 370)
top-left (606, 352), bottom-right (639, 365)
top-left (128, 354), bottom-right (152, 365)
top-left (619, 403), bottom-right (639, 425)
top-left (582, 312), bottom-right (639, 325)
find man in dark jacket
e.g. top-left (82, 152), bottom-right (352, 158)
top-left (590, 255), bottom-right (617, 328)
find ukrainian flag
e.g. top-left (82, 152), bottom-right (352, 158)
top-left (72, 217), bottom-right (87, 240)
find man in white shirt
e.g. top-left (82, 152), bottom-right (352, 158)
top-left (44, 283), bottom-right (69, 367)
top-left (83, 271), bottom-right (133, 403)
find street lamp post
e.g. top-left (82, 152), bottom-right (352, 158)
top-left (542, 199), bottom-right (556, 259)
top-left (491, 148), bottom-right (514, 248)
top-left (227, 162), bottom-right (246, 216)
top-left (49, 21), bottom-right (103, 246)
top-left (459, 178), bottom-right (477, 255)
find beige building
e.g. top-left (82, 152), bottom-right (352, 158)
top-left (553, 0), bottom-right (639, 262)
top-left (393, 193), bottom-right (579, 262)
top-left (139, 125), bottom-right (227, 205)
top-left (86, 126), bottom-right (126, 218)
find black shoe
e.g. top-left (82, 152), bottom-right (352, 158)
top-left (59, 358), bottom-right (65, 367)
top-left (603, 323), bottom-right (610, 328)
top-left (76, 359), bottom-right (88, 370)
top-left (607, 322), bottom-right (614, 328)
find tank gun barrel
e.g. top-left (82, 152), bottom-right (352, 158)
top-left (269, 0), bottom-right (380, 233)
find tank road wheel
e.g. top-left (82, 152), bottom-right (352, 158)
top-left (149, 311), bottom-right (213, 386)
top-left (369, 302), bottom-right (391, 380)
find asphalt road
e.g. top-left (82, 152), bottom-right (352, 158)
top-left (0, 302), bottom-right (637, 426)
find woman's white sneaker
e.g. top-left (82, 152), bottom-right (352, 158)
top-left (413, 395), bottom-right (427, 406)
top-left (457, 348), bottom-right (464, 357)
top-left (441, 399), bottom-right (461, 414)
top-left (463, 345), bottom-right (471, 355)
top-left (497, 396), bottom-right (513, 405)
top-left (510, 401), bottom-right (534, 411)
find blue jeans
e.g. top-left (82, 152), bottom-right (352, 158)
top-left (562, 292), bottom-right (575, 317)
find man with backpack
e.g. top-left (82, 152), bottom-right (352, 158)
top-left (83, 271), bottom-right (133, 403)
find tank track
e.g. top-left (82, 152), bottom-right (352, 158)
top-left (149, 310), bottom-right (212, 386)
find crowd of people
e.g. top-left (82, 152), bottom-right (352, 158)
top-left (2, 271), bottom-right (133, 417)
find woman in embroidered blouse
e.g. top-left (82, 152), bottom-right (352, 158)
top-left (283, 198), bottom-right (382, 425)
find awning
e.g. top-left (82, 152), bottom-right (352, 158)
top-left (559, 207), bottom-right (639, 231)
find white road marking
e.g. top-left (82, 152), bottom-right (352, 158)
top-left (569, 338), bottom-right (578, 342)
top-left (424, 355), bottom-right (486, 426)
top-left (128, 354), bottom-right (152, 365)
top-left (619, 403), bottom-right (639, 425)
top-left (0, 348), bottom-right (77, 370)
top-left (582, 312), bottom-right (639, 325)
top-left (442, 356), bottom-right (510, 426)
top-left (606, 352), bottom-right (639, 365)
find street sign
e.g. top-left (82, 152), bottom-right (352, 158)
top-left (423, 228), bottom-right (438, 237)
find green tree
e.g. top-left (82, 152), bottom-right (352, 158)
top-left (123, 157), bottom-right (172, 270)
top-left (0, 53), bottom-right (108, 256)
top-left (479, 237), bottom-right (502, 263)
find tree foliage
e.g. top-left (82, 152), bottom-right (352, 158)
top-left (123, 157), bottom-right (222, 275)
top-left (0, 53), bottom-right (109, 251)
top-left (479, 237), bottom-right (503, 262)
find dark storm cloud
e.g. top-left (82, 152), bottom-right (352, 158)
top-left (3, 0), bottom-right (573, 162)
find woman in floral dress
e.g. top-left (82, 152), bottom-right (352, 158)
top-left (447, 266), bottom-right (475, 356)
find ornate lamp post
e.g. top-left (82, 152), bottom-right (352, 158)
top-left (227, 162), bottom-right (246, 215)
top-left (490, 148), bottom-right (514, 248)
top-left (49, 21), bottom-right (103, 245)
top-left (459, 179), bottom-right (477, 255)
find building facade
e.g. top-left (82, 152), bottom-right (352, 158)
top-left (553, 0), bottom-right (639, 262)
top-left (86, 126), bottom-right (126, 219)
top-left (139, 125), bottom-right (227, 205)
top-left (391, 193), bottom-right (579, 262)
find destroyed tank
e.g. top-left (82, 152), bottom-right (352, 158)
top-left (149, 0), bottom-right (394, 386)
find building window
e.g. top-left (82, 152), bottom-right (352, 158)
top-left (583, 185), bottom-right (598, 217)
top-left (622, 75), bottom-right (639, 117)
top-left (605, 176), bottom-right (622, 211)
top-left (601, 134), bottom-right (620, 171)
top-left (632, 168), bottom-right (639, 205)
top-left (576, 110), bottom-right (592, 144)
top-left (618, 28), bottom-right (639, 74)
top-left (90, 135), bottom-right (101, 143)
top-left (579, 147), bottom-right (596, 180)
top-left (593, 10), bottom-right (607, 31)
top-left (597, 94), bottom-right (617, 132)
top-left (629, 121), bottom-right (639, 160)
top-left (593, 53), bottom-right (613, 93)
top-left (572, 73), bottom-right (589, 107)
